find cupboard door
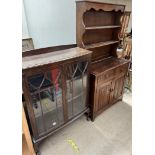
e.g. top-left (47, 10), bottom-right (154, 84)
top-left (66, 61), bottom-right (89, 119)
top-left (96, 81), bottom-right (111, 112)
top-left (27, 68), bottom-right (64, 136)
top-left (111, 75), bottom-right (125, 103)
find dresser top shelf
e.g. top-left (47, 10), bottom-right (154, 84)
top-left (91, 57), bottom-right (129, 75)
top-left (22, 47), bottom-right (92, 69)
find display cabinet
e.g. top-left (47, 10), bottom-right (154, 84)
top-left (22, 47), bottom-right (92, 153)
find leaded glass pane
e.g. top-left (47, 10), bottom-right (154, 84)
top-left (66, 61), bottom-right (88, 119)
top-left (28, 69), bottom-right (64, 135)
top-left (31, 93), bottom-right (44, 135)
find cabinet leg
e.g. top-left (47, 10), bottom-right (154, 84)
top-left (87, 114), bottom-right (90, 121)
top-left (91, 116), bottom-right (95, 122)
top-left (36, 151), bottom-right (41, 155)
top-left (86, 112), bottom-right (95, 122)
top-left (90, 113), bottom-right (95, 122)
top-left (120, 98), bottom-right (123, 102)
top-left (33, 142), bottom-right (40, 155)
top-left (85, 112), bottom-right (90, 121)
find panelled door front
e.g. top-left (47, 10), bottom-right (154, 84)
top-left (111, 75), bottom-right (125, 103)
top-left (96, 81), bottom-right (111, 112)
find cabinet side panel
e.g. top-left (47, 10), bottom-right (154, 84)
top-left (89, 74), bottom-right (96, 121)
top-left (22, 74), bottom-right (39, 139)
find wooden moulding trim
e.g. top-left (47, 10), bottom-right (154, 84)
top-left (22, 44), bottom-right (77, 57)
top-left (22, 47), bottom-right (92, 70)
top-left (76, 0), bottom-right (125, 7)
top-left (83, 8), bottom-right (124, 13)
top-left (22, 54), bottom-right (92, 76)
top-left (82, 8), bottom-right (124, 28)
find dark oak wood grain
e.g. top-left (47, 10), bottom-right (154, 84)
top-left (22, 46), bottom-right (92, 153)
top-left (89, 58), bottom-right (129, 121)
top-left (22, 47), bottom-right (92, 70)
top-left (76, 1), bottom-right (129, 121)
top-left (76, 1), bottom-right (124, 62)
top-left (22, 44), bottom-right (77, 57)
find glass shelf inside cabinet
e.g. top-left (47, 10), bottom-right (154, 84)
top-left (28, 69), bottom-right (64, 135)
top-left (66, 61), bottom-right (88, 119)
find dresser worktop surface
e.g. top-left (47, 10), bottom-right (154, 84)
top-left (91, 57), bottom-right (129, 76)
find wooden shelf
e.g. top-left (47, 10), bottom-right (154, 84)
top-left (85, 25), bottom-right (121, 30)
top-left (85, 40), bottom-right (119, 49)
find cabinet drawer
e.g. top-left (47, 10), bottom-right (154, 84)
top-left (97, 64), bottom-right (128, 84)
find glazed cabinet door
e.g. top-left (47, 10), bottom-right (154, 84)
top-left (25, 67), bottom-right (65, 138)
top-left (111, 75), bottom-right (125, 103)
top-left (95, 81), bottom-right (111, 112)
top-left (65, 60), bottom-right (89, 120)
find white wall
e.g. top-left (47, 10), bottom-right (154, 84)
top-left (22, 2), bottom-right (29, 39)
top-left (23, 0), bottom-right (76, 49)
top-left (22, 0), bottom-right (132, 49)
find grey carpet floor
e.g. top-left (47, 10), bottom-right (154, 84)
top-left (40, 93), bottom-right (132, 155)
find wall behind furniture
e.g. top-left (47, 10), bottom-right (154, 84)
top-left (22, 2), bottom-right (30, 39)
top-left (23, 0), bottom-right (76, 49)
top-left (22, 0), bottom-right (132, 49)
